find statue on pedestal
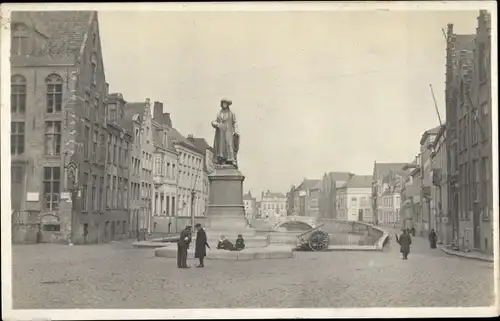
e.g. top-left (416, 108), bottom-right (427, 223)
top-left (211, 99), bottom-right (240, 168)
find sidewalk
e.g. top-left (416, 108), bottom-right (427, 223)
top-left (439, 246), bottom-right (494, 263)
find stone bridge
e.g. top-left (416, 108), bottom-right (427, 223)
top-left (268, 216), bottom-right (320, 231)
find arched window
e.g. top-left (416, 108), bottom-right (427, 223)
top-left (11, 75), bottom-right (26, 114)
top-left (46, 74), bottom-right (63, 113)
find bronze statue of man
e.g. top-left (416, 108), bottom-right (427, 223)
top-left (211, 99), bottom-right (240, 167)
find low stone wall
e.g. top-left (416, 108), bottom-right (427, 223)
top-left (249, 218), bottom-right (388, 250)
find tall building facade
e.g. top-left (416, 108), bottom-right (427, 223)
top-left (10, 11), bottom-right (114, 244)
top-left (445, 11), bottom-right (493, 254)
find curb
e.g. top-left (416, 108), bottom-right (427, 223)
top-left (439, 247), bottom-right (494, 263)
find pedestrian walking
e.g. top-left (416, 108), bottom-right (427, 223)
top-left (194, 223), bottom-right (210, 268)
top-left (395, 229), bottom-right (412, 260)
top-left (177, 225), bottom-right (192, 268)
top-left (429, 229), bottom-right (438, 249)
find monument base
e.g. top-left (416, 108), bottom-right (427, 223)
top-left (155, 244), bottom-right (294, 261)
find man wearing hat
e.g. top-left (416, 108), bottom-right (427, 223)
top-left (194, 223), bottom-right (210, 268)
top-left (177, 225), bottom-right (192, 268)
top-left (211, 98), bottom-right (240, 167)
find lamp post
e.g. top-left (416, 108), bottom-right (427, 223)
top-left (191, 190), bottom-right (196, 228)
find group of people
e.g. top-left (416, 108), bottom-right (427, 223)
top-left (395, 227), bottom-right (438, 260)
top-left (176, 224), bottom-right (246, 269)
top-left (217, 234), bottom-right (245, 251)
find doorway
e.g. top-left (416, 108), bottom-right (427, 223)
top-left (83, 223), bottom-right (88, 244)
top-left (358, 209), bottom-right (364, 222)
top-left (473, 203), bottom-right (480, 249)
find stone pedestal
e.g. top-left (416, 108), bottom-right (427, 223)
top-left (205, 166), bottom-right (248, 231)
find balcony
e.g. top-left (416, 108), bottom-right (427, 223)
top-left (153, 174), bottom-right (164, 186)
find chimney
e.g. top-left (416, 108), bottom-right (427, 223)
top-left (187, 134), bottom-right (195, 142)
top-left (153, 101), bottom-right (163, 120)
top-left (105, 82), bottom-right (110, 96)
top-left (163, 112), bottom-right (173, 128)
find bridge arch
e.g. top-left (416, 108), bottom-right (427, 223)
top-left (270, 216), bottom-right (319, 231)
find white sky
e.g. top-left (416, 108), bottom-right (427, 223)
top-left (98, 10), bottom-right (479, 196)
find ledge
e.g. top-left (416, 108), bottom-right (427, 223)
top-left (155, 244), bottom-right (294, 261)
top-left (439, 247), bottom-right (493, 263)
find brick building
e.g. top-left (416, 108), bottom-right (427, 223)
top-left (445, 11), bottom-right (493, 254)
top-left (10, 11), bottom-right (113, 244)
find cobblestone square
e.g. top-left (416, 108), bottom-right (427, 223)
top-left (12, 234), bottom-right (494, 309)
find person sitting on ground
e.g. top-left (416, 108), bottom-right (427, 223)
top-left (217, 235), bottom-right (235, 251)
top-left (234, 234), bottom-right (245, 251)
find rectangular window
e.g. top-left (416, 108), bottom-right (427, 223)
top-left (82, 172), bottom-right (88, 212)
top-left (44, 121), bottom-right (62, 155)
top-left (11, 35), bottom-right (29, 56)
top-left (106, 174), bottom-right (111, 208)
top-left (43, 167), bottom-right (61, 210)
top-left (107, 134), bottom-right (112, 162)
top-left (111, 176), bottom-right (116, 208)
top-left (84, 92), bottom-right (90, 118)
top-left (113, 137), bottom-right (118, 165)
top-left (124, 142), bottom-right (129, 167)
top-left (84, 126), bottom-right (90, 158)
top-left (118, 143), bottom-right (122, 167)
top-left (99, 176), bottom-right (104, 212)
top-left (124, 179), bottom-right (128, 209)
top-left (118, 178), bottom-right (122, 209)
top-left (92, 175), bottom-right (97, 211)
top-left (482, 157), bottom-right (489, 217)
top-left (94, 98), bottom-right (100, 123)
top-left (93, 130), bottom-right (98, 161)
top-left (11, 80), bottom-right (26, 114)
top-left (11, 122), bottom-right (25, 155)
top-left (46, 83), bottom-right (62, 113)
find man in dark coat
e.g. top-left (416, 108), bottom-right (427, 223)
top-left (177, 225), bottom-right (192, 268)
top-left (429, 229), bottom-right (438, 249)
top-left (194, 223), bottom-right (210, 268)
top-left (396, 229), bottom-right (412, 260)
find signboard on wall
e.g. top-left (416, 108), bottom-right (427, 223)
top-left (299, 191), bottom-right (307, 196)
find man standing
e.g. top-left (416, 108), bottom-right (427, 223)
top-left (194, 223), bottom-right (210, 268)
top-left (396, 229), bottom-right (412, 260)
top-left (177, 225), bottom-right (192, 268)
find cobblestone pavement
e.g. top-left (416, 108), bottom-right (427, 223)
top-left (12, 234), bottom-right (494, 309)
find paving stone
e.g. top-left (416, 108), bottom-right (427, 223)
top-left (11, 237), bottom-right (495, 309)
